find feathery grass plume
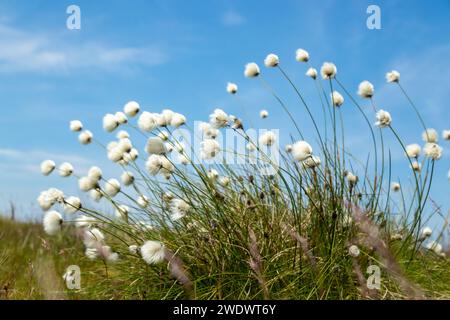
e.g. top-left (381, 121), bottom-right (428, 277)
top-left (350, 203), bottom-right (425, 299)
top-left (165, 249), bottom-right (194, 298)
top-left (248, 227), bottom-right (269, 300)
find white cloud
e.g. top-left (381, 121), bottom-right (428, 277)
top-left (0, 22), bottom-right (168, 73)
top-left (221, 11), bottom-right (245, 27)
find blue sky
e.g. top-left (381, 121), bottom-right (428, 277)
top-left (0, 0), bottom-right (449, 224)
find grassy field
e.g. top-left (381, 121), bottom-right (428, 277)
top-left (1, 216), bottom-right (449, 300)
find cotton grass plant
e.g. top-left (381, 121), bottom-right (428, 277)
top-left (37, 48), bottom-right (449, 299)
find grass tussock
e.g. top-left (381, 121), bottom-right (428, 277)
top-left (6, 52), bottom-right (450, 300)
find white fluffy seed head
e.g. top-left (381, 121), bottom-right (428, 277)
top-left (292, 141), bottom-right (313, 161)
top-left (421, 227), bottom-right (432, 239)
top-left (171, 113), bottom-right (186, 128)
top-left (43, 211), bottom-right (63, 236)
top-left (405, 144), bottom-right (421, 158)
top-left (386, 70), bottom-right (400, 83)
top-left (141, 241), bottom-right (165, 265)
top-left (285, 144), bottom-right (293, 153)
top-left (442, 130), bottom-right (450, 140)
top-left (302, 155), bottom-right (321, 169)
top-left (64, 196), bottom-right (81, 214)
top-left (75, 215), bottom-right (96, 228)
top-left (78, 176), bottom-right (97, 192)
top-left (145, 137), bottom-right (167, 155)
top-left (259, 131), bottom-right (277, 146)
top-left (103, 113), bottom-right (119, 132)
top-left (423, 143), bottom-right (443, 160)
top-left (295, 49), bottom-right (309, 62)
top-left (115, 205), bottom-right (129, 221)
top-left (58, 162), bottom-right (74, 177)
top-left (78, 130), bottom-right (93, 145)
top-left (226, 82), bottom-right (238, 94)
top-left (116, 130), bottom-right (129, 140)
top-left (410, 161), bottom-right (421, 172)
top-left (348, 245), bottom-right (360, 257)
top-left (426, 241), bottom-right (443, 255)
top-left (200, 139), bottom-right (221, 159)
top-left (88, 166), bottom-right (102, 181)
top-left (104, 179), bottom-right (121, 197)
top-left (137, 195), bottom-right (149, 208)
top-left (320, 62), bottom-right (337, 79)
top-left (264, 53), bottom-right (279, 67)
top-left (218, 176), bottom-right (230, 187)
top-left (260, 110), bottom-right (269, 119)
top-left (156, 109), bottom-right (174, 127)
top-left (375, 109), bottom-right (392, 128)
top-left (170, 199), bottom-right (190, 221)
top-left (89, 188), bottom-right (103, 202)
top-left (40, 160), bottom-right (55, 176)
top-left (422, 128), bottom-right (438, 143)
top-left (146, 154), bottom-right (163, 175)
top-left (331, 91), bottom-right (344, 107)
top-left (138, 111), bottom-right (158, 132)
top-left (121, 171), bottom-right (134, 186)
top-left (358, 80), bottom-right (374, 98)
top-left (346, 172), bottom-right (359, 186)
top-left (114, 111), bottom-right (128, 125)
top-left (83, 228), bottom-right (105, 248)
top-left (244, 62), bottom-right (260, 77)
top-left (124, 101), bottom-right (140, 117)
top-left (391, 182), bottom-right (401, 192)
top-left (209, 108), bottom-right (229, 129)
top-left (178, 153), bottom-right (189, 165)
top-left (70, 120), bottom-right (83, 132)
top-left (108, 147), bottom-right (124, 163)
top-left (129, 245), bottom-right (139, 254)
top-left (207, 169), bottom-right (219, 181)
top-left (306, 67), bottom-right (317, 79)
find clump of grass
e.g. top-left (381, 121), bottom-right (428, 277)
top-left (33, 50), bottom-right (449, 300)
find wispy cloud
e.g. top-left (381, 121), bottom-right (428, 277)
top-left (221, 11), bottom-right (245, 27)
top-left (0, 22), bottom-right (168, 73)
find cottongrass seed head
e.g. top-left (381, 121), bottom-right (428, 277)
top-left (141, 241), bottom-right (166, 265)
top-left (244, 62), bottom-right (260, 77)
top-left (358, 80), bottom-right (374, 98)
top-left (40, 160), bottom-right (55, 176)
top-left (295, 48), bottom-right (309, 62)
top-left (375, 109), bottom-right (392, 128)
top-left (306, 67), bottom-right (317, 79)
top-left (70, 120), bottom-right (83, 132)
top-left (386, 70), bottom-right (400, 83)
top-left (226, 82), bottom-right (238, 94)
top-left (43, 211), bottom-right (63, 236)
top-left (320, 62), bottom-right (337, 79)
top-left (423, 143), bottom-right (443, 160)
top-left (422, 128), bottom-right (438, 143)
top-left (264, 53), bottom-right (279, 67)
